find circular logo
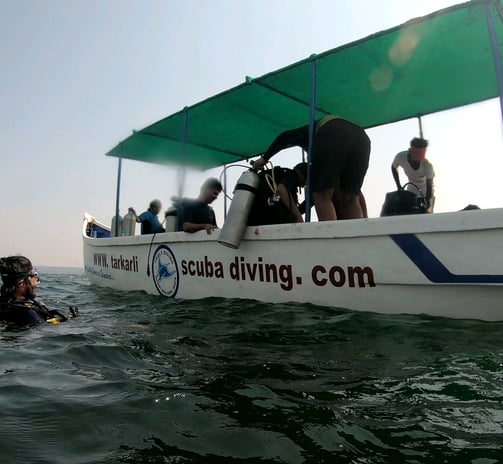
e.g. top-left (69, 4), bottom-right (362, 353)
top-left (152, 245), bottom-right (179, 297)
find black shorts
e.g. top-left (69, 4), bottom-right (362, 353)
top-left (310, 119), bottom-right (371, 194)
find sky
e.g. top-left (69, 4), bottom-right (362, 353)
top-left (1, 0), bottom-right (502, 268)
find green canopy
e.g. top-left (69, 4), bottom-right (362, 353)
top-left (107, 0), bottom-right (503, 170)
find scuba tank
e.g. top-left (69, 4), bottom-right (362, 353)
top-left (218, 170), bottom-right (260, 249)
top-left (122, 208), bottom-right (136, 236)
top-left (164, 205), bottom-right (177, 232)
top-left (111, 214), bottom-right (123, 237)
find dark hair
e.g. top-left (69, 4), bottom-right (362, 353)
top-left (410, 137), bottom-right (428, 148)
top-left (201, 177), bottom-right (223, 192)
top-left (0, 255), bottom-right (32, 301)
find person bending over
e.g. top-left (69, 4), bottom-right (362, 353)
top-left (253, 115), bottom-right (370, 221)
top-left (391, 137), bottom-right (435, 213)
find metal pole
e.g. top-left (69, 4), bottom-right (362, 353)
top-left (417, 115), bottom-right (424, 138)
top-left (305, 57), bottom-right (317, 223)
top-left (223, 164), bottom-right (228, 219)
top-left (178, 107), bottom-right (189, 198)
top-left (114, 152), bottom-right (123, 237)
top-left (485, 2), bottom-right (503, 131)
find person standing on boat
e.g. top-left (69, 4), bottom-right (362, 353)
top-left (0, 256), bottom-right (76, 326)
top-left (391, 137), bottom-right (435, 212)
top-left (180, 178), bottom-right (223, 234)
top-left (130, 199), bottom-right (165, 234)
top-left (252, 116), bottom-right (370, 221)
top-left (248, 163), bottom-right (307, 226)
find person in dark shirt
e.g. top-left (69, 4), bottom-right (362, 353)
top-left (252, 116), bottom-right (370, 221)
top-left (0, 256), bottom-right (76, 327)
top-left (181, 178), bottom-right (223, 234)
top-left (131, 199), bottom-right (165, 235)
top-left (248, 163), bottom-right (307, 226)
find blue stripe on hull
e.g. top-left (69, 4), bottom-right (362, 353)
top-left (390, 233), bottom-right (503, 284)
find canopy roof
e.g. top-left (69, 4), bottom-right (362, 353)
top-left (107, 0), bottom-right (503, 170)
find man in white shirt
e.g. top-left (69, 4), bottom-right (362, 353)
top-left (391, 137), bottom-right (435, 212)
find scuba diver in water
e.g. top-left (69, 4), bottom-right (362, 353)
top-left (0, 255), bottom-right (78, 326)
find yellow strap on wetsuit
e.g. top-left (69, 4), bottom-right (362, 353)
top-left (46, 317), bottom-right (62, 324)
top-left (264, 163), bottom-right (278, 203)
top-left (315, 115), bottom-right (341, 134)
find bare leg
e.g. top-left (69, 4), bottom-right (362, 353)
top-left (313, 189), bottom-right (337, 221)
top-left (340, 191), bottom-right (363, 219)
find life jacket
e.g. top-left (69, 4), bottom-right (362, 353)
top-left (0, 299), bottom-right (68, 326)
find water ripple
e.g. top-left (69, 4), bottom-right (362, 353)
top-left (1, 272), bottom-right (503, 463)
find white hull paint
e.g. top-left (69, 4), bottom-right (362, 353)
top-left (83, 209), bottom-right (503, 321)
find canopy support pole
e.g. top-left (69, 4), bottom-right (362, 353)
top-left (485, 3), bottom-right (503, 132)
top-left (178, 107), bottom-right (189, 199)
top-left (253, 80), bottom-right (330, 116)
top-left (223, 164), bottom-right (228, 219)
top-left (417, 115), bottom-right (424, 138)
top-left (305, 58), bottom-right (317, 223)
top-left (114, 149), bottom-right (123, 237)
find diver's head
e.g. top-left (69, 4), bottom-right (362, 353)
top-left (149, 199), bottom-right (162, 215)
top-left (294, 162), bottom-right (308, 187)
top-left (0, 256), bottom-right (39, 301)
top-left (199, 178), bottom-right (223, 204)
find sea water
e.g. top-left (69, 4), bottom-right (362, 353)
top-left (0, 269), bottom-right (502, 464)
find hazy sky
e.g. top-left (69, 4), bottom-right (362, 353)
top-left (1, 0), bottom-right (502, 267)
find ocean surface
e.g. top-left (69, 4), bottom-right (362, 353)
top-left (1, 269), bottom-right (502, 464)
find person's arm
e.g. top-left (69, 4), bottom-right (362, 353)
top-left (182, 222), bottom-right (216, 234)
top-left (129, 208), bottom-right (142, 223)
top-left (252, 126), bottom-right (308, 169)
top-left (425, 178), bottom-right (434, 213)
top-left (391, 165), bottom-right (402, 190)
top-left (277, 183), bottom-right (304, 222)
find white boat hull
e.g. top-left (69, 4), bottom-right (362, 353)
top-left (83, 209), bottom-right (503, 321)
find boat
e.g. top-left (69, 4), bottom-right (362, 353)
top-left (83, 0), bottom-right (503, 321)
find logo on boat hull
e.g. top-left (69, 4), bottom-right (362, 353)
top-left (152, 245), bottom-right (179, 297)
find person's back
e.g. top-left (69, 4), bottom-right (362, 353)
top-left (139, 210), bottom-right (160, 234)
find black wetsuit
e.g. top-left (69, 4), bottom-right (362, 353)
top-left (0, 299), bottom-right (68, 326)
top-left (248, 167), bottom-right (300, 226)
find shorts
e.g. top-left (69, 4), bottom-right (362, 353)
top-left (310, 119), bottom-right (371, 194)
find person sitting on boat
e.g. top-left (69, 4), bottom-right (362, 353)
top-left (0, 256), bottom-right (77, 326)
top-left (130, 199), bottom-right (165, 234)
top-left (252, 115), bottom-right (370, 221)
top-left (180, 178), bottom-right (223, 234)
top-left (248, 163), bottom-right (306, 226)
top-left (391, 137), bottom-right (435, 213)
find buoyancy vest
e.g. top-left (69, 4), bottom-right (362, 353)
top-left (0, 299), bottom-right (68, 326)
